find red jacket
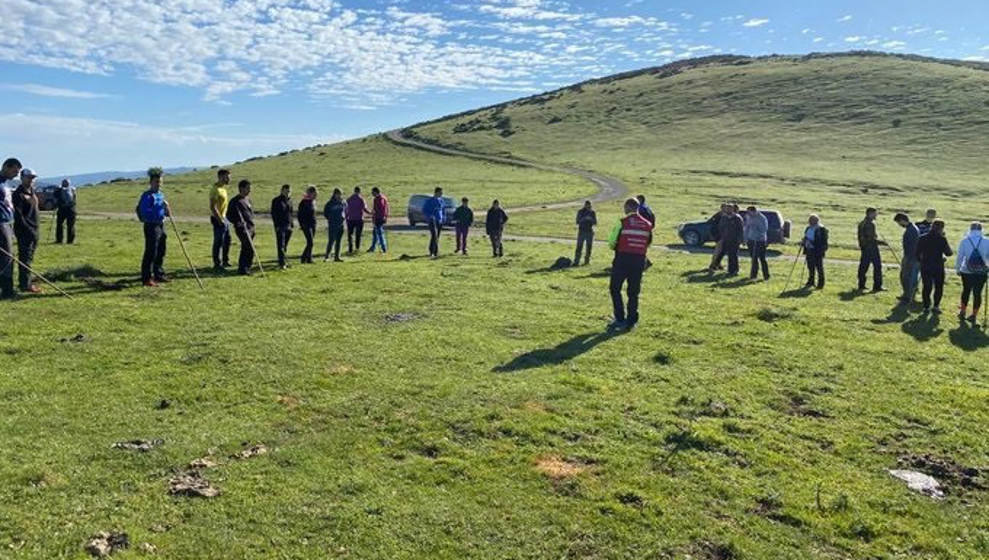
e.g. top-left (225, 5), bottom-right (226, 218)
top-left (372, 194), bottom-right (389, 223)
top-left (611, 213), bottom-right (653, 256)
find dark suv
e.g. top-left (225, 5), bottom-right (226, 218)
top-left (677, 209), bottom-right (791, 246)
top-left (407, 195), bottom-right (457, 226)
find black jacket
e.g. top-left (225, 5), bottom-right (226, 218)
top-left (576, 208), bottom-right (597, 233)
top-left (453, 206), bottom-right (474, 227)
top-left (486, 207), bottom-right (508, 235)
top-left (720, 214), bottom-right (744, 245)
top-left (271, 195), bottom-right (294, 229)
top-left (13, 186), bottom-right (39, 235)
top-left (323, 198), bottom-right (345, 229)
top-left (803, 226), bottom-right (830, 256)
top-left (298, 198), bottom-right (316, 229)
top-left (226, 195), bottom-right (255, 232)
top-left (916, 233), bottom-right (953, 271)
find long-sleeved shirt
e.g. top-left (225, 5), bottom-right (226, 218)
top-left (345, 194), bottom-right (367, 221)
top-left (371, 194), bottom-right (389, 224)
top-left (639, 204), bottom-right (656, 225)
top-left (423, 196), bottom-right (446, 223)
top-left (324, 198), bottom-right (345, 229)
top-left (576, 208), bottom-right (597, 233)
top-left (271, 194), bottom-right (294, 229)
top-left (56, 184), bottom-right (77, 210)
top-left (720, 213), bottom-right (744, 245)
top-left (858, 218), bottom-right (878, 249)
top-left (136, 189), bottom-right (167, 224)
top-left (485, 207), bottom-right (508, 234)
top-left (902, 222), bottom-right (920, 260)
top-left (1, 178), bottom-right (16, 224)
top-left (298, 197), bottom-right (316, 228)
top-left (13, 185), bottom-right (39, 235)
top-left (743, 212), bottom-right (768, 243)
top-left (453, 206), bottom-right (474, 227)
top-left (916, 233), bottom-right (952, 271)
top-left (226, 194), bottom-right (254, 232)
top-left (916, 220), bottom-right (934, 238)
top-left (956, 231), bottom-right (989, 275)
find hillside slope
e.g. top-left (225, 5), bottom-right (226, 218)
top-left (409, 52), bottom-right (989, 247)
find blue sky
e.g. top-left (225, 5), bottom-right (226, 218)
top-left (1, 0), bottom-right (986, 176)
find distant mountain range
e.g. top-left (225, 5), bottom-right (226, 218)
top-left (38, 167), bottom-right (196, 187)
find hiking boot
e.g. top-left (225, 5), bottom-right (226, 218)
top-left (155, 276), bottom-right (170, 283)
top-left (334, 257), bottom-right (343, 262)
top-left (238, 269), bottom-right (252, 276)
top-left (871, 287), bottom-right (886, 293)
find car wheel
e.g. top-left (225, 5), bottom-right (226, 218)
top-left (682, 229), bottom-right (702, 247)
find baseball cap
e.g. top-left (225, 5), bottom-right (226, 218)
top-left (20, 168), bottom-right (37, 178)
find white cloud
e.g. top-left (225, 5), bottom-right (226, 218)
top-left (883, 40), bottom-right (907, 49)
top-left (813, 37), bottom-right (824, 43)
top-left (838, 15), bottom-right (853, 22)
top-left (982, 45), bottom-right (989, 51)
top-left (0, 83), bottom-right (113, 99)
top-left (742, 18), bottom-right (770, 28)
top-left (845, 36), bottom-right (862, 43)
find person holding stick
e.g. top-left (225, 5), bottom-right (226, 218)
top-left (135, 168), bottom-right (171, 287)
top-left (955, 222), bottom-right (989, 324)
top-left (894, 213), bottom-right (920, 304)
top-left (271, 184), bottom-right (294, 270)
top-left (0, 157), bottom-right (23, 300)
top-left (13, 168), bottom-right (41, 294)
top-left (54, 178), bottom-right (77, 244)
top-left (323, 188), bottom-right (345, 262)
top-left (227, 180), bottom-right (257, 276)
top-left (857, 207), bottom-right (884, 292)
top-left (298, 185), bottom-right (317, 264)
top-left (803, 214), bottom-right (829, 289)
top-left (209, 169), bottom-right (232, 271)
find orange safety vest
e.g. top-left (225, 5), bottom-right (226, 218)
top-left (616, 214), bottom-right (653, 255)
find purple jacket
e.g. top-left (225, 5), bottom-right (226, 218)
top-left (345, 194), bottom-right (367, 221)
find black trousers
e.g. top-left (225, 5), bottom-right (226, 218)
top-left (724, 241), bottom-right (741, 275)
top-left (56, 207), bottom-right (76, 244)
top-left (235, 227), bottom-right (255, 273)
top-left (575, 230), bottom-right (593, 264)
top-left (141, 222), bottom-right (167, 282)
top-left (210, 216), bottom-right (231, 267)
top-left (858, 246), bottom-right (883, 290)
top-left (806, 252), bottom-right (825, 288)
top-left (921, 267), bottom-right (945, 309)
top-left (347, 220), bottom-right (363, 253)
top-left (0, 223), bottom-right (15, 297)
top-left (275, 227), bottom-right (293, 267)
top-left (960, 273), bottom-right (987, 311)
top-left (300, 224), bottom-right (315, 263)
top-left (610, 252), bottom-right (646, 325)
top-left (748, 240), bottom-right (769, 279)
top-left (489, 230), bottom-right (504, 257)
top-left (15, 229), bottom-right (38, 290)
top-left (325, 225), bottom-right (344, 259)
top-left (428, 220), bottom-right (443, 256)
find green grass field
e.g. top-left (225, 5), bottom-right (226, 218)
top-left (2, 219), bottom-right (988, 558)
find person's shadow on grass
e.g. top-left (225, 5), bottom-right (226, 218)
top-left (901, 312), bottom-right (943, 342)
top-left (493, 330), bottom-right (623, 373)
top-left (948, 320), bottom-right (989, 351)
top-left (871, 304), bottom-right (911, 325)
top-left (779, 286), bottom-right (813, 299)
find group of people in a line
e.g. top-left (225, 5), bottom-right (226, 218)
top-left (0, 158), bottom-right (77, 299)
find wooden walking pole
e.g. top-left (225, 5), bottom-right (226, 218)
top-left (167, 214), bottom-right (205, 291)
top-left (781, 243), bottom-right (803, 295)
top-left (236, 208), bottom-right (265, 278)
top-left (0, 244), bottom-right (73, 299)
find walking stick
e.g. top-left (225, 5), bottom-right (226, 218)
top-left (0, 244), bottom-right (73, 299)
top-left (781, 243), bottom-right (804, 295)
top-left (984, 282), bottom-right (988, 329)
top-left (236, 208), bottom-right (265, 278)
top-left (49, 210), bottom-right (56, 243)
top-left (877, 231), bottom-right (901, 267)
top-left (167, 215), bottom-right (205, 291)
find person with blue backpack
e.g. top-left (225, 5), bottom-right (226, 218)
top-left (423, 187), bottom-right (446, 258)
top-left (955, 222), bottom-right (989, 324)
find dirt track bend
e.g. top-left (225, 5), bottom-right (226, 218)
top-left (383, 129), bottom-right (627, 213)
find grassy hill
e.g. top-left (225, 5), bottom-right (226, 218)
top-left (408, 52), bottom-right (989, 249)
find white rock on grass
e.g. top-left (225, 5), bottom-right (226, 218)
top-left (888, 469), bottom-right (944, 500)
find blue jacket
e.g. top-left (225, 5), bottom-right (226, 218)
top-left (423, 196), bottom-right (445, 222)
top-left (902, 223), bottom-right (920, 260)
top-left (136, 189), bottom-right (167, 223)
top-left (0, 177), bottom-right (12, 224)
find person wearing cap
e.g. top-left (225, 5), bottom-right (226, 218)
top-left (209, 169), bottom-right (232, 270)
top-left (271, 184), bottom-right (294, 270)
top-left (297, 185), bottom-right (318, 264)
top-left (367, 186), bottom-right (389, 254)
top-left (227, 180), bottom-right (256, 275)
top-left (55, 178), bottom-right (77, 244)
top-left (135, 168), bottom-right (171, 287)
top-left (0, 158), bottom-right (22, 299)
top-left (13, 168), bottom-right (41, 293)
top-left (607, 198), bottom-right (654, 331)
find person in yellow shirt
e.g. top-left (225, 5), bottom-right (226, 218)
top-left (209, 169), bottom-right (232, 270)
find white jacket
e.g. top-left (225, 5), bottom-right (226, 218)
top-left (955, 231), bottom-right (989, 275)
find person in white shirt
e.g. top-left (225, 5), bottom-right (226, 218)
top-left (954, 222), bottom-right (989, 323)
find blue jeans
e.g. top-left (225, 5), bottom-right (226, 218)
top-left (211, 216), bottom-right (230, 267)
top-left (369, 222), bottom-right (387, 252)
top-left (900, 256), bottom-right (920, 300)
